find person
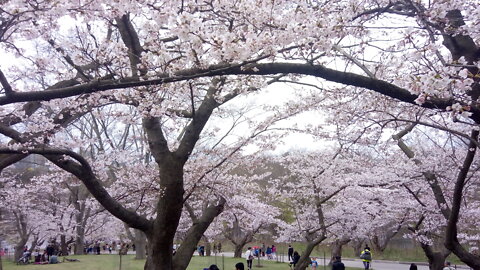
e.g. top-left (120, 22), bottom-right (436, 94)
top-left (49, 254), bottom-right (59, 264)
top-left (46, 244), bottom-right (55, 260)
top-left (245, 247), bottom-right (254, 270)
top-left (310, 257), bottom-right (318, 270)
top-left (261, 243), bottom-right (266, 257)
top-left (271, 245), bottom-right (277, 259)
top-left (443, 261), bottom-right (455, 270)
top-left (235, 262), bottom-right (245, 270)
top-left (288, 245), bottom-right (294, 261)
top-left (266, 246), bottom-right (272, 260)
top-left (32, 249), bottom-right (40, 263)
top-left (291, 251), bottom-right (300, 267)
top-left (410, 263), bottom-right (418, 270)
top-left (332, 256), bottom-right (345, 270)
top-left (217, 242), bottom-right (222, 253)
top-left (360, 246), bottom-right (372, 270)
top-left (209, 264), bottom-right (220, 270)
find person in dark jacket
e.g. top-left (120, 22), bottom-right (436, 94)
top-left (292, 251), bottom-right (300, 267)
top-left (288, 245), bottom-right (294, 261)
top-left (235, 262), bottom-right (244, 270)
top-left (332, 256), bottom-right (345, 270)
top-left (409, 263), bottom-right (418, 270)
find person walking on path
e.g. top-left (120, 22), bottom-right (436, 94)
top-left (332, 256), bottom-right (345, 270)
top-left (360, 245), bottom-right (372, 270)
top-left (288, 245), bottom-right (294, 262)
top-left (245, 247), bottom-right (254, 270)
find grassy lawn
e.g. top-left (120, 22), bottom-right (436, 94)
top-left (2, 254), bottom-right (362, 270)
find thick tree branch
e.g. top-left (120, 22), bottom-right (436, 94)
top-left (175, 79), bottom-right (222, 161)
top-left (444, 130), bottom-right (480, 269)
top-left (142, 116), bottom-right (171, 163)
top-left (172, 197), bottom-right (226, 270)
top-left (392, 125), bottom-right (452, 219)
top-left (0, 69), bottom-right (13, 95)
top-left (0, 62), bottom-right (461, 120)
top-left (115, 14), bottom-right (145, 77)
top-left (0, 147), bottom-right (153, 232)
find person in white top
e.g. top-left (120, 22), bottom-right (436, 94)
top-left (245, 247), bottom-right (254, 270)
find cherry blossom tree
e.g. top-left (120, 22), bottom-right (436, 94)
top-left (272, 148), bottom-right (407, 270)
top-left (0, 1), bottom-right (479, 270)
top-left (391, 124), bottom-right (480, 269)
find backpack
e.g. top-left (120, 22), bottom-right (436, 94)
top-left (360, 250), bottom-right (371, 261)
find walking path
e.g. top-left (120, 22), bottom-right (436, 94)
top-left (220, 252), bottom-right (471, 270)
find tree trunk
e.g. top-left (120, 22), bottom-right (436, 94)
top-left (143, 160), bottom-right (185, 270)
top-left (419, 243), bottom-right (449, 270)
top-left (74, 232), bottom-right (85, 255)
top-left (351, 239), bottom-right (364, 257)
top-left (60, 235), bottom-right (69, 255)
top-left (27, 235), bottom-right (39, 253)
top-left (14, 240), bottom-right (27, 261)
top-left (205, 241), bottom-right (211, 257)
top-left (172, 198), bottom-right (226, 270)
top-left (370, 235), bottom-right (384, 255)
top-left (225, 217), bottom-right (256, 258)
top-left (124, 223), bottom-right (147, 260)
top-left (294, 238), bottom-right (326, 270)
top-left (73, 201), bottom-right (90, 255)
top-left (134, 229), bottom-right (147, 260)
top-left (144, 234), bottom-right (167, 270)
top-left (234, 243), bottom-right (246, 258)
top-left (444, 130), bottom-right (480, 269)
top-left (329, 238), bottom-right (351, 265)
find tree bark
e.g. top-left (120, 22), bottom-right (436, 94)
top-left (419, 243), bottom-right (449, 270)
top-left (72, 186), bottom-right (90, 255)
top-left (74, 229), bottom-right (85, 255)
top-left (351, 239), bottom-right (364, 257)
top-left (234, 243), bottom-right (246, 258)
top-left (329, 238), bottom-right (351, 265)
top-left (13, 211), bottom-right (29, 261)
top-left (205, 241), bottom-right (211, 257)
top-left (172, 198), bottom-right (226, 270)
top-left (444, 130), bottom-right (480, 269)
top-left (134, 229), bottom-right (147, 260)
top-left (294, 240), bottom-right (326, 270)
top-left (143, 159), bottom-right (184, 270)
top-left (14, 240), bottom-right (27, 262)
top-left (60, 234), bottom-right (68, 255)
top-left (224, 217), bottom-right (257, 258)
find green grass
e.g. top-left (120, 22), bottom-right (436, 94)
top-left (2, 254), bottom-right (362, 270)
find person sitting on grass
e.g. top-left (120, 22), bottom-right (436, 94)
top-left (49, 254), bottom-right (59, 264)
